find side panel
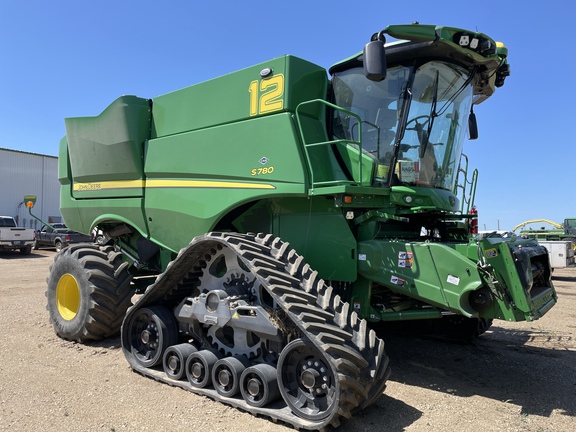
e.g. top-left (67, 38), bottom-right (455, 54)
top-left (143, 114), bottom-right (307, 252)
top-left (357, 240), bottom-right (483, 316)
top-left (58, 136), bottom-right (149, 236)
top-left (271, 197), bottom-right (358, 281)
top-left (64, 95), bottom-right (151, 199)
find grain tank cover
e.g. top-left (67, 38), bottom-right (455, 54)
top-left (150, 55), bottom-right (328, 139)
top-left (64, 95), bottom-right (151, 198)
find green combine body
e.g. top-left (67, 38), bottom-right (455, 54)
top-left (47, 23), bottom-right (556, 430)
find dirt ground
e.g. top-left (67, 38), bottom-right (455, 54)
top-left (1, 249), bottom-right (574, 432)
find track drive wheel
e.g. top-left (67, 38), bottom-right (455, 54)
top-left (46, 244), bottom-right (132, 342)
top-left (278, 339), bottom-right (339, 421)
top-left (126, 306), bottom-right (178, 367)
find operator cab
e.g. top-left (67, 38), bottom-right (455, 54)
top-left (328, 25), bottom-right (509, 201)
top-left (330, 57), bottom-right (473, 193)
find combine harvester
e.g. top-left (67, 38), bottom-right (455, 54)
top-left (514, 218), bottom-right (576, 269)
top-left (47, 23), bottom-right (557, 430)
top-left (514, 218), bottom-right (576, 246)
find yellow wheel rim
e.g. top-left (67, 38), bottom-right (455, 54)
top-left (56, 273), bottom-right (81, 320)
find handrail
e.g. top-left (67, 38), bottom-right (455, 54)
top-left (453, 153), bottom-right (477, 213)
top-left (467, 169), bottom-right (478, 213)
top-left (295, 99), bottom-right (367, 192)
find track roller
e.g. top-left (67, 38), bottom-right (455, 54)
top-left (185, 349), bottom-right (222, 388)
top-left (240, 363), bottom-right (280, 407)
top-left (212, 356), bottom-right (252, 397)
top-left (163, 343), bottom-right (198, 380)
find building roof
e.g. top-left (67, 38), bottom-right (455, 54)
top-left (0, 147), bottom-right (57, 159)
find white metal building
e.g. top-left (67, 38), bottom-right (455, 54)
top-left (0, 148), bottom-right (60, 229)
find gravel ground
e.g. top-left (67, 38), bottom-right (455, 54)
top-left (1, 249), bottom-right (574, 432)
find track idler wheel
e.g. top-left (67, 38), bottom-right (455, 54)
top-left (278, 339), bottom-right (339, 421)
top-left (212, 356), bottom-right (252, 398)
top-left (163, 343), bottom-right (198, 380)
top-left (126, 306), bottom-right (178, 367)
top-left (185, 349), bottom-right (222, 388)
top-left (240, 363), bottom-right (280, 408)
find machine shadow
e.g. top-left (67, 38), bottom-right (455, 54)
top-left (378, 327), bottom-right (575, 419)
top-left (83, 325), bottom-right (575, 431)
top-left (0, 251), bottom-right (46, 259)
top-left (345, 394), bottom-right (423, 431)
top-left (552, 275), bottom-right (576, 283)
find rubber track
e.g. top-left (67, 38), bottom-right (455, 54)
top-left (121, 232), bottom-right (390, 430)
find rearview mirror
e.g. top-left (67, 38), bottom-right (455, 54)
top-left (363, 36), bottom-right (387, 81)
top-left (468, 111), bottom-right (478, 140)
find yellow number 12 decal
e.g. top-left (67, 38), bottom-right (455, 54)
top-left (249, 74), bottom-right (284, 116)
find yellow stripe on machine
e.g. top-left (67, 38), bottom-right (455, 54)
top-left (146, 179), bottom-right (276, 189)
top-left (73, 179), bottom-right (276, 191)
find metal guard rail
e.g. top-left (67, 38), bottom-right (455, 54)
top-left (295, 99), bottom-right (369, 193)
top-left (453, 153), bottom-right (478, 214)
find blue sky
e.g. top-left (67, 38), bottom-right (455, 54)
top-left (1, 0), bottom-right (574, 231)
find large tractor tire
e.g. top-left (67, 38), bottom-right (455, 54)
top-left (46, 244), bottom-right (133, 342)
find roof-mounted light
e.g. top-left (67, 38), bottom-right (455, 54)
top-left (453, 32), bottom-right (496, 56)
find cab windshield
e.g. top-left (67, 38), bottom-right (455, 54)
top-left (332, 61), bottom-right (474, 191)
top-left (565, 219), bottom-right (576, 235)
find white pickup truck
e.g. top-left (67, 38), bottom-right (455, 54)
top-left (0, 216), bottom-right (36, 255)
